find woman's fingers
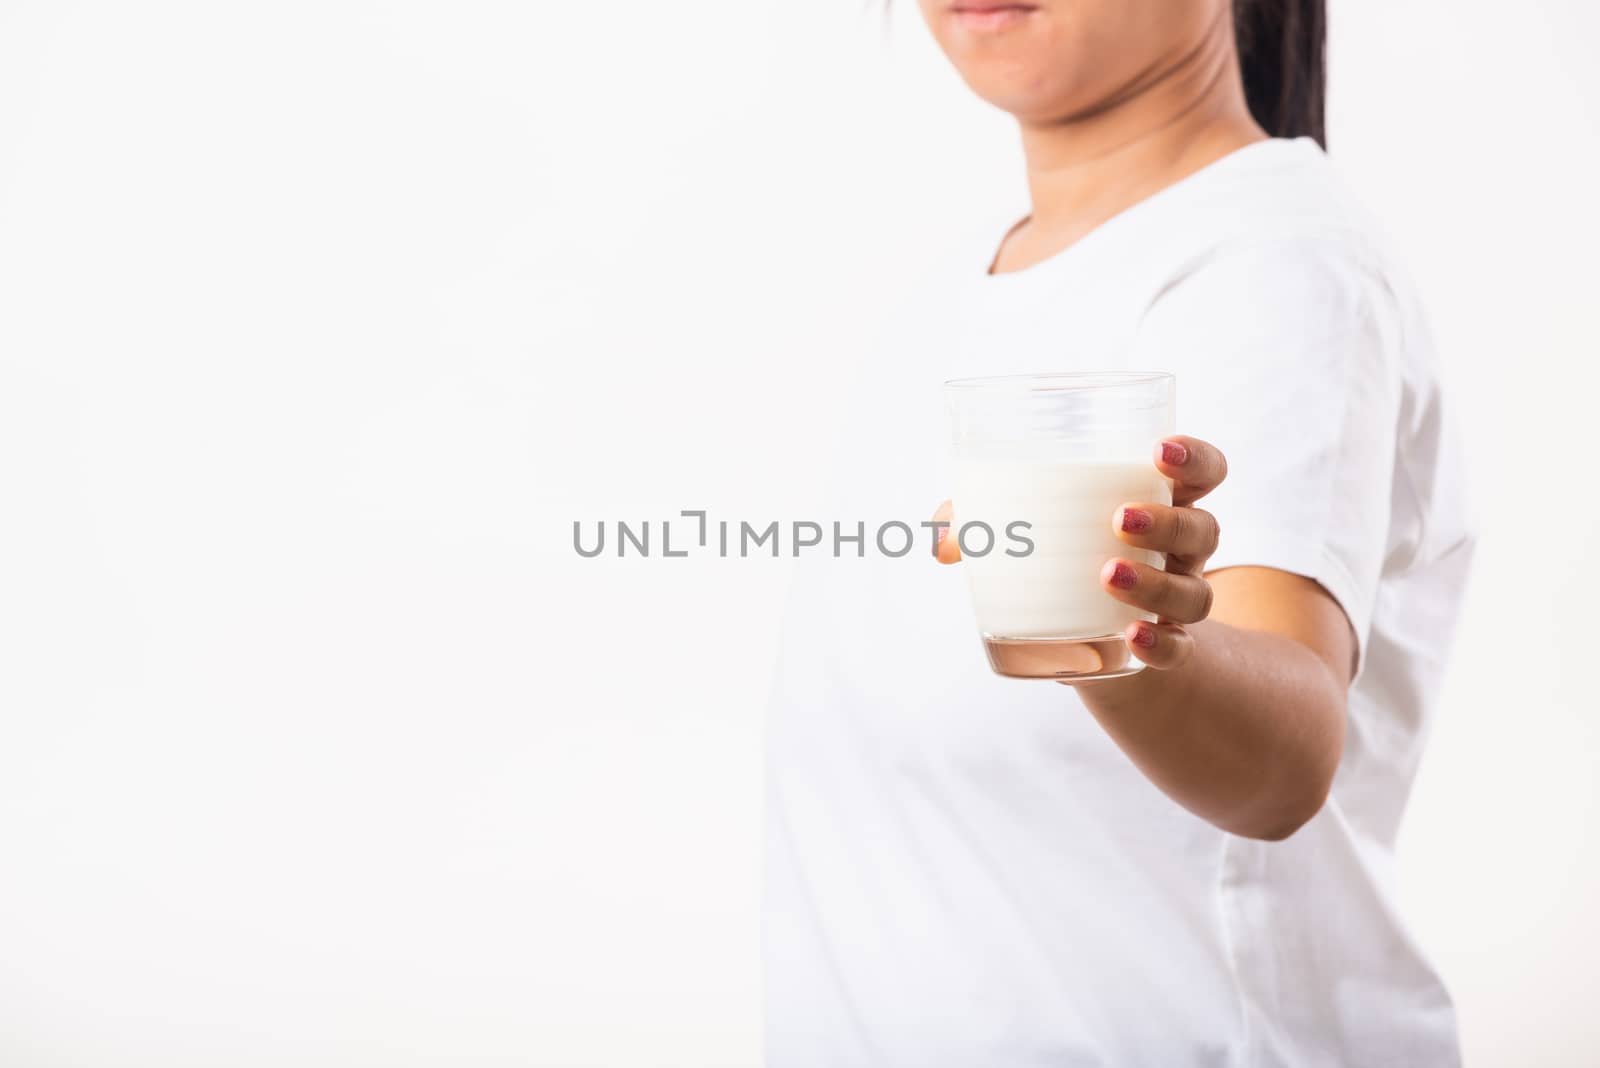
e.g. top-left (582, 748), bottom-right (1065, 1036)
top-left (931, 499), bottom-right (961, 564)
top-left (1113, 503), bottom-right (1220, 573)
top-left (1125, 620), bottom-right (1195, 670)
top-left (1100, 557), bottom-right (1214, 624)
top-left (1155, 435), bottom-right (1228, 507)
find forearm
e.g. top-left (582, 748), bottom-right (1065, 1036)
top-left (935, 437), bottom-right (1354, 839)
top-left (1075, 619), bottom-right (1347, 840)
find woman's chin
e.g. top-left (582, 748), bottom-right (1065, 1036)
top-left (959, 78), bottom-right (1075, 124)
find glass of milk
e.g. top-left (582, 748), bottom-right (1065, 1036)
top-left (946, 372), bottom-right (1175, 680)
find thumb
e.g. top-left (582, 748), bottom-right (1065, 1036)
top-left (932, 499), bottom-right (961, 564)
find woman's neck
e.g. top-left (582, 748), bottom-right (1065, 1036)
top-left (992, 15), bottom-right (1266, 274)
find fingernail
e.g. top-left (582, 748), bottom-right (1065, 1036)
top-left (1109, 561), bottom-right (1138, 589)
top-left (1130, 623), bottom-right (1156, 648)
top-left (1159, 441), bottom-right (1188, 466)
top-left (1119, 507), bottom-right (1153, 534)
top-left (932, 523), bottom-right (947, 558)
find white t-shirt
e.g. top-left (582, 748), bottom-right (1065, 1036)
top-left (764, 138), bottom-right (1473, 1067)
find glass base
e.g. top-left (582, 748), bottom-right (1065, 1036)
top-left (981, 634), bottom-right (1143, 681)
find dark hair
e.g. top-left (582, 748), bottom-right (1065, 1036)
top-left (1233, 0), bottom-right (1327, 148)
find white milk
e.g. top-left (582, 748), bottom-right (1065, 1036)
top-left (952, 452), bottom-right (1171, 639)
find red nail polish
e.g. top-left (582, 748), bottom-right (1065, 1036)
top-left (1159, 441), bottom-right (1188, 466)
top-left (1109, 562), bottom-right (1138, 589)
top-left (1119, 507), bottom-right (1152, 534)
top-left (1131, 624), bottom-right (1156, 648)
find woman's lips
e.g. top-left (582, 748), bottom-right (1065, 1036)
top-left (949, 2), bottom-right (1039, 33)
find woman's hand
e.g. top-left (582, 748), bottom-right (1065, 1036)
top-left (933, 433), bottom-right (1353, 839)
top-left (930, 433), bottom-right (1229, 671)
top-left (1104, 435), bottom-right (1227, 670)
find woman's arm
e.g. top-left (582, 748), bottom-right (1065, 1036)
top-left (1078, 567), bottom-right (1351, 841)
top-left (1079, 435), bottom-right (1353, 841)
top-left (936, 434), bottom-right (1356, 841)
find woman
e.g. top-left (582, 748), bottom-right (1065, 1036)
top-left (765, 0), bottom-right (1472, 1065)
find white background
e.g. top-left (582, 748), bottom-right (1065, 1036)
top-left (0, 1), bottom-right (1596, 1065)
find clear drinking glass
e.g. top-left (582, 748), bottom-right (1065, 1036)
top-left (945, 372), bottom-right (1176, 681)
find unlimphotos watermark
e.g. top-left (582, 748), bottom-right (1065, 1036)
top-left (573, 511), bottom-right (1034, 559)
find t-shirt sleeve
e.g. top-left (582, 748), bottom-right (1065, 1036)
top-left (1128, 238), bottom-right (1403, 673)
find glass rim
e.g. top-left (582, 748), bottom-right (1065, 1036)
top-left (943, 371), bottom-right (1173, 393)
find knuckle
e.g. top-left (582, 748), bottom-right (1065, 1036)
top-left (1172, 507), bottom-right (1198, 549)
top-left (1158, 574), bottom-right (1211, 623)
top-left (1155, 505), bottom-right (1180, 541)
top-left (1199, 510), bottom-right (1221, 556)
top-left (1171, 507), bottom-right (1219, 557)
top-left (1152, 571), bottom-right (1184, 614)
top-left (1165, 507), bottom-right (1188, 545)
